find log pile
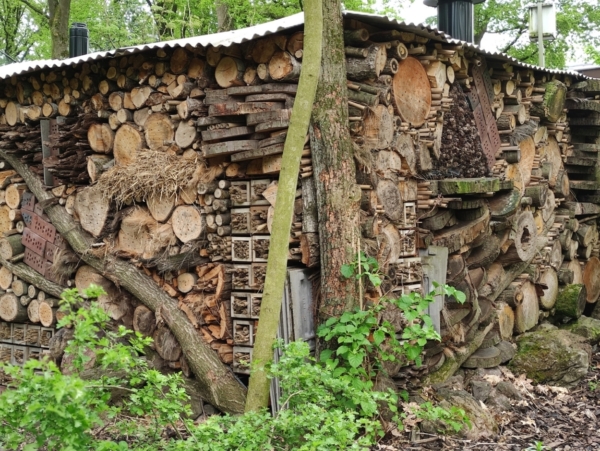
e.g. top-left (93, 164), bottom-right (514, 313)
top-left (0, 16), bottom-right (598, 389)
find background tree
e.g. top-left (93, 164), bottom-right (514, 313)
top-left (0, 0), bottom-right (41, 62)
top-left (473, 0), bottom-right (600, 68)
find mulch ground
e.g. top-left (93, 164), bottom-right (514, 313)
top-left (376, 347), bottom-right (600, 451)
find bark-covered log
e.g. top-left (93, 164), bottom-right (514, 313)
top-left (0, 149), bottom-right (247, 414)
top-left (554, 284), bottom-right (587, 321)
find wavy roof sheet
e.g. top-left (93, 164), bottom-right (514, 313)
top-left (0, 10), bottom-right (589, 82)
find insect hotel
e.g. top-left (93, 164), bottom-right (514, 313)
top-left (0, 11), bottom-right (598, 411)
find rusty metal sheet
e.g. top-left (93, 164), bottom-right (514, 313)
top-left (24, 248), bottom-right (46, 275)
top-left (31, 214), bottom-right (56, 243)
top-left (21, 192), bottom-right (35, 212)
top-left (21, 228), bottom-right (46, 256)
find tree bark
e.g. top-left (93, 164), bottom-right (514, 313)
top-left (245, 0), bottom-right (322, 413)
top-left (310, 0), bottom-right (361, 322)
top-left (0, 149), bottom-right (247, 414)
top-left (48, 0), bottom-right (71, 59)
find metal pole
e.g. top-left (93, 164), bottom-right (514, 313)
top-left (537, 1), bottom-right (545, 67)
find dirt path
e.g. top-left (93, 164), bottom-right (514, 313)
top-left (377, 348), bottom-right (600, 451)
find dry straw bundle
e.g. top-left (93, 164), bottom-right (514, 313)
top-left (96, 150), bottom-right (219, 206)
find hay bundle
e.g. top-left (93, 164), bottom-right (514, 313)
top-left (96, 150), bottom-right (219, 206)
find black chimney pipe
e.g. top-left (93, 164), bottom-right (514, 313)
top-left (69, 23), bottom-right (89, 58)
top-left (424, 0), bottom-right (486, 43)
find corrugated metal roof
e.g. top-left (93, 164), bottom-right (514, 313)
top-left (0, 10), bottom-right (589, 82)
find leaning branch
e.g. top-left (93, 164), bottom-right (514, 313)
top-left (17, 0), bottom-right (49, 20)
top-left (0, 149), bottom-right (248, 414)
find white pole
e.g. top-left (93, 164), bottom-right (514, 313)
top-left (537, 1), bottom-right (545, 67)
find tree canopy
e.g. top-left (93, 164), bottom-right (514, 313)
top-left (474, 0), bottom-right (600, 69)
top-left (1, 0), bottom-right (399, 62)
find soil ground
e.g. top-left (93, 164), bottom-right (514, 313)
top-left (376, 347), bottom-right (600, 451)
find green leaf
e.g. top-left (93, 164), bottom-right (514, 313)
top-left (347, 351), bottom-right (364, 368)
top-left (373, 330), bottom-right (386, 346)
top-left (340, 264), bottom-right (355, 279)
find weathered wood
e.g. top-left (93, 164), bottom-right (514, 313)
top-left (554, 284), bottom-right (587, 321)
top-left (530, 80), bottom-right (567, 123)
top-left (392, 57), bottom-right (431, 127)
top-left (346, 44), bottom-right (387, 80)
top-left (114, 123), bottom-right (145, 166)
top-left (172, 206), bottom-right (205, 243)
top-left (74, 184), bottom-right (111, 238)
top-left (0, 292), bottom-right (27, 322)
top-left (583, 256), bottom-right (600, 303)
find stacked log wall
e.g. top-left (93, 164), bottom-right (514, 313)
top-left (0, 18), bottom-right (597, 387)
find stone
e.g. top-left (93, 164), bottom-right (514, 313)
top-left (561, 315), bottom-right (600, 345)
top-left (509, 328), bottom-right (591, 386)
top-left (470, 379), bottom-right (492, 402)
top-left (496, 340), bottom-right (516, 363)
top-left (486, 391), bottom-right (512, 412)
top-left (495, 381), bottom-right (522, 400)
top-left (434, 387), bottom-right (498, 440)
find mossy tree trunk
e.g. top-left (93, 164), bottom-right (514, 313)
top-left (48, 0), bottom-right (71, 59)
top-left (310, 0), bottom-right (362, 322)
top-left (244, 0), bottom-right (322, 412)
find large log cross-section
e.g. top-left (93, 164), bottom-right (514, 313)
top-left (0, 149), bottom-right (247, 414)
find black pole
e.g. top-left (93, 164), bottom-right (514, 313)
top-left (424, 0), bottom-right (486, 43)
top-left (69, 23), bottom-right (89, 58)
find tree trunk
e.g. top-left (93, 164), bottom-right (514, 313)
top-left (216, 0), bottom-right (232, 32)
top-left (310, 0), bottom-right (361, 322)
top-left (245, 0), bottom-right (322, 413)
top-left (0, 149), bottom-right (247, 415)
top-left (48, 0), bottom-right (71, 59)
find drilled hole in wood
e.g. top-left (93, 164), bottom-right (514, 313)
top-left (231, 213), bottom-right (249, 232)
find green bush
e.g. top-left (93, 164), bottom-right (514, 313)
top-left (0, 261), bottom-right (470, 450)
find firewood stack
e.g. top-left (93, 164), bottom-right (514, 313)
top-left (0, 16), bottom-right (598, 384)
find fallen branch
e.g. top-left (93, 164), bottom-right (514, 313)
top-left (0, 149), bottom-right (247, 414)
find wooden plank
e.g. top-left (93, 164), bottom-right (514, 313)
top-left (571, 79), bottom-right (600, 95)
top-left (259, 133), bottom-right (287, 148)
top-left (230, 143), bottom-right (285, 162)
top-left (569, 180), bottom-right (600, 191)
top-left (572, 143), bottom-right (600, 152)
top-left (565, 99), bottom-right (600, 113)
top-left (197, 116), bottom-right (244, 127)
top-left (432, 209), bottom-right (490, 254)
top-left (201, 140), bottom-right (259, 158)
top-left (570, 126), bottom-right (600, 137)
top-left (40, 120), bottom-right (54, 187)
top-left (569, 113), bottom-right (600, 127)
top-left (227, 83), bottom-right (298, 96)
top-left (255, 120), bottom-right (290, 133)
top-left (565, 156), bottom-right (597, 166)
top-left (209, 101), bottom-right (284, 117)
top-left (437, 177), bottom-right (500, 195)
top-left (246, 109), bottom-right (292, 126)
top-left (200, 126), bottom-right (254, 142)
top-left (245, 93), bottom-right (295, 106)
